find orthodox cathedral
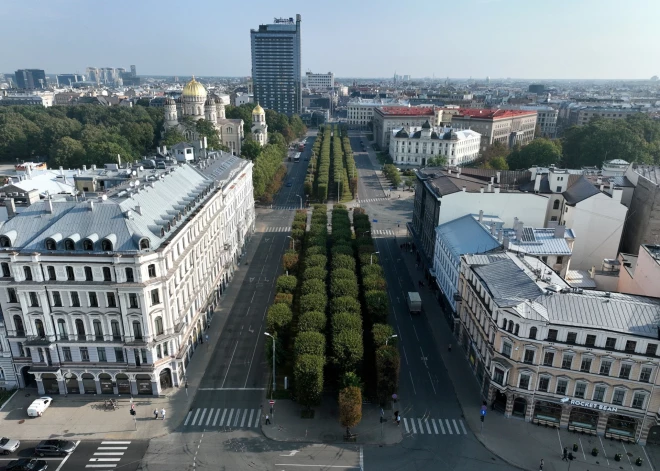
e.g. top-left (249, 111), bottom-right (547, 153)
top-left (251, 103), bottom-right (268, 146)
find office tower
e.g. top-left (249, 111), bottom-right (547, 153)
top-left (14, 69), bottom-right (47, 89)
top-left (250, 14), bottom-right (302, 115)
top-left (86, 67), bottom-right (100, 83)
top-left (56, 74), bottom-right (84, 87)
top-left (130, 65), bottom-right (137, 76)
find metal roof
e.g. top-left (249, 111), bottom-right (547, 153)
top-left (436, 215), bottom-right (501, 258)
top-left (562, 176), bottom-right (600, 205)
top-left (473, 257), bottom-right (545, 307)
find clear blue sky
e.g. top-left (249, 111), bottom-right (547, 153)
top-left (5, 0), bottom-right (659, 79)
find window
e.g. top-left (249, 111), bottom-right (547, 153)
top-left (84, 266), bottom-right (93, 281)
top-left (625, 340), bottom-right (637, 353)
top-left (547, 329), bottom-right (558, 341)
top-left (141, 349), bottom-right (148, 364)
top-left (556, 186), bottom-right (562, 192)
top-left (640, 366), bottom-right (653, 383)
top-left (156, 344), bottom-right (162, 359)
top-left (52, 291), bottom-right (62, 307)
top-left (553, 199), bottom-right (560, 210)
top-left (13, 315), bottom-right (25, 336)
top-left (71, 292), bottom-right (80, 307)
top-left (47, 266), bottom-right (56, 280)
top-left (103, 267), bottom-right (111, 282)
top-left (23, 266), bottom-right (33, 281)
top-left (580, 357), bottom-right (592, 373)
top-left (612, 389), bottom-right (625, 406)
top-left (600, 359), bottom-right (612, 376)
top-left (605, 337), bottom-right (617, 350)
top-left (97, 347), bottom-right (107, 362)
top-left (64, 239), bottom-right (75, 250)
top-left (7, 288), bottom-right (17, 303)
top-left (543, 351), bottom-right (555, 367)
top-left (574, 382), bottom-right (587, 399)
top-left (45, 239), bottom-right (57, 250)
top-left (66, 266), bottom-right (74, 281)
top-left (501, 341), bottom-right (512, 358)
top-left (80, 347), bottom-right (89, 362)
top-left (89, 292), bottom-right (98, 308)
top-left (148, 264), bottom-right (157, 278)
top-left (538, 377), bottom-right (549, 392)
top-left (107, 292), bottom-right (116, 308)
top-left (163, 342), bottom-right (169, 356)
top-left (556, 256), bottom-right (563, 264)
top-left (132, 321), bottom-right (143, 340)
top-left (556, 379), bottom-right (568, 395)
top-left (114, 347), bottom-right (124, 362)
top-left (129, 293), bottom-right (139, 308)
top-left (62, 347), bottom-right (72, 362)
top-left (29, 292), bottom-right (39, 307)
top-left (57, 319), bottom-right (67, 339)
top-left (523, 349), bottom-right (535, 364)
top-left (619, 363), bottom-right (632, 379)
top-left (593, 385), bottom-right (606, 402)
top-left (493, 367), bottom-right (505, 385)
top-left (75, 319), bottom-right (85, 340)
top-left (93, 320), bottom-right (103, 340)
top-left (585, 335), bottom-right (596, 347)
top-left (646, 344), bottom-right (658, 357)
top-left (101, 239), bottom-right (113, 251)
top-left (529, 327), bottom-right (537, 340)
top-left (125, 267), bottom-right (134, 282)
top-left (632, 392), bottom-right (647, 410)
top-left (154, 317), bottom-right (164, 336)
top-left (518, 374), bottom-right (530, 390)
top-left (34, 319), bottom-right (45, 337)
top-left (83, 239), bottom-right (94, 251)
top-left (561, 354), bottom-right (573, 370)
top-left (111, 320), bottom-right (121, 341)
top-left (139, 239), bottom-right (150, 250)
top-left (1, 263), bottom-right (9, 277)
top-left (150, 289), bottom-right (160, 306)
top-left (566, 332), bottom-right (577, 344)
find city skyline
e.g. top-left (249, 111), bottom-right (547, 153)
top-left (3, 0), bottom-right (659, 80)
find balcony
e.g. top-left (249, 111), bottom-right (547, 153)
top-left (124, 336), bottom-right (147, 347)
top-left (6, 329), bottom-right (26, 338)
top-left (54, 334), bottom-right (124, 343)
top-left (25, 335), bottom-right (53, 346)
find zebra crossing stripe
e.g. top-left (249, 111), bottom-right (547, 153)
top-left (254, 411), bottom-right (260, 428)
top-left (432, 419), bottom-right (438, 434)
top-left (184, 411), bottom-right (192, 426)
top-left (233, 409), bottom-right (240, 427)
top-left (460, 419), bottom-right (467, 434)
top-left (226, 409), bottom-right (234, 427)
top-left (240, 409), bottom-right (248, 427)
top-left (418, 419), bottom-right (424, 434)
top-left (438, 419), bottom-right (445, 434)
top-left (248, 409), bottom-right (255, 427)
top-left (213, 409), bottom-right (220, 426)
top-left (197, 409), bottom-right (207, 426)
top-left (206, 408), bottom-right (214, 426)
top-left (425, 419), bottom-right (431, 434)
top-left (191, 409), bottom-right (200, 426)
top-left (452, 419), bottom-right (460, 434)
top-left (404, 418), bottom-right (410, 433)
top-left (410, 419), bottom-right (417, 434)
top-left (445, 419), bottom-right (453, 434)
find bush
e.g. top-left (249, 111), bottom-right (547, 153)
top-left (266, 304), bottom-right (293, 334)
top-left (330, 277), bottom-right (359, 298)
top-left (294, 331), bottom-right (326, 357)
top-left (331, 296), bottom-right (361, 316)
top-left (372, 324), bottom-right (396, 348)
top-left (282, 252), bottom-right (299, 274)
top-left (332, 254), bottom-right (356, 272)
top-left (359, 253), bottom-right (378, 266)
top-left (309, 224), bottom-right (328, 237)
top-left (302, 267), bottom-right (327, 281)
top-left (294, 354), bottom-right (324, 409)
top-left (375, 345), bottom-right (400, 403)
top-left (333, 329), bottom-right (364, 371)
top-left (273, 292), bottom-right (293, 306)
top-left (291, 228), bottom-right (305, 241)
top-left (307, 236), bottom-right (327, 248)
top-left (340, 371), bottom-right (362, 389)
top-left (363, 275), bottom-right (387, 291)
top-left (300, 293), bottom-right (327, 313)
top-left (298, 311), bottom-right (327, 332)
top-left (331, 244), bottom-right (354, 257)
top-left (339, 386), bottom-right (362, 428)
top-left (301, 278), bottom-right (326, 296)
top-left (276, 275), bottom-right (298, 294)
top-left (332, 312), bottom-right (362, 335)
top-left (331, 268), bottom-right (357, 283)
top-left (357, 244), bottom-right (377, 254)
top-left (361, 264), bottom-right (384, 278)
top-left (365, 290), bottom-right (389, 323)
top-left (305, 246), bottom-right (327, 257)
top-left (305, 254), bottom-right (328, 269)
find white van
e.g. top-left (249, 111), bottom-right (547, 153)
top-left (27, 397), bottom-right (52, 417)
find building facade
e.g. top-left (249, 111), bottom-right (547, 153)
top-left (306, 72), bottom-right (334, 90)
top-left (373, 106), bottom-right (436, 149)
top-left (14, 69), bottom-right (47, 89)
top-left (250, 15), bottom-right (302, 115)
top-left (450, 109), bottom-right (537, 151)
top-left (0, 157), bottom-right (254, 396)
top-left (346, 98), bottom-right (408, 129)
top-left (617, 244), bottom-right (660, 297)
top-left (0, 91), bottom-right (54, 107)
top-left (457, 252), bottom-right (660, 445)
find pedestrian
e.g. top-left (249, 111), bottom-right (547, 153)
top-left (539, 459), bottom-right (544, 470)
top-left (562, 447), bottom-right (568, 461)
top-left (394, 410), bottom-right (399, 421)
top-left (153, 409), bottom-right (158, 420)
top-left (205, 334), bottom-right (209, 343)
top-left (265, 414), bottom-right (271, 425)
top-left (161, 408), bottom-right (166, 420)
top-left (448, 344), bottom-right (452, 352)
top-left (396, 415), bottom-right (401, 426)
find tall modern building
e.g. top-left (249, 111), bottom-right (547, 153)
top-left (14, 69), bottom-right (47, 89)
top-left (250, 15), bottom-right (302, 115)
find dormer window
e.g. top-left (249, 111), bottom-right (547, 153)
top-left (82, 239), bottom-right (94, 251)
top-left (0, 236), bottom-right (11, 248)
top-left (64, 239), bottom-right (75, 250)
top-left (45, 238), bottom-right (57, 250)
top-left (139, 238), bottom-right (150, 250)
top-left (101, 239), bottom-right (113, 251)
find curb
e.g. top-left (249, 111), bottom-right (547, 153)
top-left (0, 389), bottom-right (19, 412)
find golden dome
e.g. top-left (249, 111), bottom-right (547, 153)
top-left (252, 103), bottom-right (264, 115)
top-left (182, 76), bottom-right (207, 98)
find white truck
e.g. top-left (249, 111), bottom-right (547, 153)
top-left (407, 292), bottom-right (422, 315)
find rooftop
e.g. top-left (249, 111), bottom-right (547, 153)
top-left (436, 214), bottom-right (501, 257)
top-left (377, 106), bottom-right (434, 116)
top-left (454, 108), bottom-right (537, 120)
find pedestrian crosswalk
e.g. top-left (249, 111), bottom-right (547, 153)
top-left (266, 227), bottom-right (292, 233)
top-left (403, 418), bottom-right (468, 436)
top-left (357, 197), bottom-right (389, 203)
top-left (269, 205), bottom-right (298, 211)
top-left (86, 440), bottom-right (131, 469)
top-left (184, 407), bottom-right (262, 429)
top-left (372, 229), bottom-right (394, 236)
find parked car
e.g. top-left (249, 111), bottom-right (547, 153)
top-left (34, 440), bottom-right (76, 457)
top-left (6, 458), bottom-right (48, 471)
top-left (0, 437), bottom-right (20, 454)
top-left (27, 397), bottom-right (52, 417)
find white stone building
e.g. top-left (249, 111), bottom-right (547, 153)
top-left (0, 155), bottom-right (254, 396)
top-left (346, 97), bottom-right (408, 128)
top-left (389, 122), bottom-right (481, 167)
top-left (305, 72), bottom-right (334, 90)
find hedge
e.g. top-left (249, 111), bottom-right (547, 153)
top-left (331, 244), bottom-right (354, 257)
top-left (375, 345), bottom-right (400, 403)
top-left (294, 354), bottom-right (324, 408)
top-left (372, 323), bottom-right (396, 348)
top-left (266, 303), bottom-right (293, 334)
top-left (332, 329), bottom-right (364, 371)
top-left (294, 331), bottom-right (326, 357)
top-left (300, 293), bottom-right (328, 313)
top-left (276, 275), bottom-right (298, 294)
top-left (330, 277), bottom-right (359, 298)
top-left (332, 254), bottom-right (356, 272)
top-left (359, 253), bottom-right (378, 266)
top-left (365, 290), bottom-right (389, 323)
top-left (331, 268), bottom-right (357, 283)
top-left (298, 311), bottom-right (327, 332)
top-left (282, 251), bottom-right (299, 273)
top-left (361, 264), bottom-right (384, 278)
top-left (305, 246), bottom-right (327, 257)
top-left (362, 275), bottom-right (387, 291)
top-left (331, 312), bottom-right (362, 335)
top-left (273, 292), bottom-right (293, 306)
top-left (339, 386), bottom-right (362, 428)
top-left (302, 267), bottom-right (327, 281)
top-left (301, 278), bottom-right (326, 296)
top-left (305, 254), bottom-right (328, 269)
top-left (331, 296), bottom-right (361, 316)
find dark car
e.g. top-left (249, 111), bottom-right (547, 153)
top-left (7, 458), bottom-right (48, 471)
top-left (286, 182), bottom-right (293, 187)
top-left (34, 440), bottom-right (76, 457)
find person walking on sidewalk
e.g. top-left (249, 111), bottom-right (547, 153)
top-left (396, 415), bottom-right (401, 426)
top-left (393, 410), bottom-right (399, 421)
top-left (539, 458), bottom-right (544, 470)
top-left (161, 408), bottom-right (166, 420)
top-left (562, 448), bottom-right (568, 461)
top-left (448, 344), bottom-right (452, 352)
top-left (265, 414), bottom-right (271, 425)
top-left (153, 409), bottom-right (158, 420)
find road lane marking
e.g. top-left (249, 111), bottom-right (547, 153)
top-left (459, 420), bottom-right (467, 434)
top-left (198, 387), bottom-right (266, 391)
top-left (213, 409), bottom-right (220, 426)
top-left (403, 418), bottom-right (409, 433)
top-left (248, 409), bottom-right (255, 427)
top-left (191, 409), bottom-right (200, 426)
top-left (97, 447), bottom-right (127, 450)
top-left (206, 408), bottom-right (214, 426)
top-left (401, 344), bottom-right (409, 365)
top-left (412, 325), bottom-right (420, 341)
top-left (55, 440), bottom-right (79, 471)
top-left (425, 419), bottom-right (431, 434)
top-left (445, 419), bottom-right (453, 434)
top-left (86, 466), bottom-right (117, 469)
top-left (438, 419), bottom-right (445, 434)
top-left (428, 371), bottom-right (437, 394)
top-left (240, 409), bottom-right (248, 427)
top-left (453, 419), bottom-right (460, 434)
top-left (219, 409), bottom-right (227, 426)
top-left (417, 419), bottom-right (424, 434)
top-left (184, 411), bottom-right (192, 426)
top-left (275, 465), bottom-right (359, 468)
top-left (100, 441), bottom-right (131, 444)
top-left (221, 341), bottom-right (239, 388)
top-left (233, 408), bottom-right (241, 426)
top-left (226, 409), bottom-right (234, 426)
top-left (409, 371), bottom-right (417, 395)
top-left (432, 419), bottom-right (438, 434)
top-left (93, 453), bottom-right (124, 456)
top-left (197, 408), bottom-right (207, 426)
top-left (88, 458), bottom-right (121, 462)
top-left (360, 446), bottom-right (364, 471)
top-left (243, 320), bottom-right (265, 387)
top-left (410, 419), bottom-right (417, 434)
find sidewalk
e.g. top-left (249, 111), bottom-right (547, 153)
top-left (396, 242), bottom-right (658, 471)
top-left (0, 234), bottom-right (261, 441)
top-left (260, 396), bottom-right (402, 445)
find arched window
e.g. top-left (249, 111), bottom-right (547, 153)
top-left (507, 320), bottom-right (514, 333)
top-left (64, 239), bottom-right (75, 250)
top-left (125, 267), bottom-right (134, 283)
top-left (553, 199), bottom-right (560, 210)
top-left (132, 321), bottom-right (143, 340)
top-left (82, 239), bottom-right (94, 251)
top-left (47, 266), bottom-right (56, 280)
top-left (0, 236), bottom-right (11, 247)
top-left (154, 316), bottom-right (164, 336)
top-left (45, 238), bottom-right (56, 250)
top-left (139, 238), bottom-right (150, 250)
top-left (23, 266), bottom-right (33, 281)
top-left (101, 239), bottom-right (113, 251)
top-left (501, 318), bottom-right (507, 329)
top-left (13, 315), bottom-right (25, 336)
top-left (93, 320), bottom-right (103, 340)
top-left (529, 327), bottom-right (538, 340)
top-left (514, 324), bottom-right (520, 336)
top-left (102, 267), bottom-right (111, 282)
top-left (34, 319), bottom-right (45, 338)
top-left (75, 319), bottom-right (86, 341)
top-left (57, 319), bottom-right (68, 340)
top-left (111, 320), bottom-right (121, 341)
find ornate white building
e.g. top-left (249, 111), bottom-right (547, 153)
top-left (164, 77), bottom-right (245, 156)
top-left (251, 104), bottom-right (268, 146)
top-left (0, 154), bottom-right (254, 396)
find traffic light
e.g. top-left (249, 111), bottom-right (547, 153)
top-left (130, 409), bottom-right (136, 416)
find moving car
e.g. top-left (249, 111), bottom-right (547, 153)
top-left (6, 458), bottom-right (48, 471)
top-left (286, 182), bottom-right (293, 187)
top-left (0, 437), bottom-right (20, 454)
top-left (34, 440), bottom-right (77, 457)
top-left (27, 397), bottom-right (52, 417)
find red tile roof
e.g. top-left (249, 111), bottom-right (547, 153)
top-left (454, 109), bottom-right (537, 120)
top-left (377, 106), bottom-right (435, 116)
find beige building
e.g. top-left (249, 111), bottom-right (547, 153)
top-left (450, 109), bottom-right (537, 151)
top-left (457, 251), bottom-right (660, 444)
top-left (618, 244), bottom-right (660, 297)
top-left (346, 97), bottom-right (408, 128)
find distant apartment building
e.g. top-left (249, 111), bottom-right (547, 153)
top-left (568, 107), bottom-right (641, 127)
top-left (450, 109), bottom-right (537, 151)
top-left (14, 69), bottom-right (47, 89)
top-left (0, 90), bottom-right (54, 107)
top-left (373, 106), bottom-right (436, 149)
top-left (501, 105), bottom-right (558, 138)
top-left (56, 74), bottom-right (84, 87)
top-left (234, 92), bottom-right (253, 106)
top-left (346, 97), bottom-right (409, 129)
top-left (306, 72), bottom-right (334, 90)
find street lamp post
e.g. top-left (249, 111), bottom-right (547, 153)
top-left (264, 332), bottom-right (275, 399)
top-left (287, 235), bottom-right (295, 251)
top-left (385, 334), bottom-right (398, 346)
top-left (370, 251), bottom-right (380, 265)
top-left (295, 194), bottom-right (303, 210)
top-left (360, 230), bottom-right (370, 238)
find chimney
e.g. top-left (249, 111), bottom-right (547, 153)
top-left (496, 171), bottom-right (501, 184)
top-left (530, 166), bottom-right (538, 180)
top-left (514, 217), bottom-right (519, 227)
top-left (82, 165), bottom-right (87, 171)
top-left (89, 200), bottom-right (94, 212)
top-left (478, 210), bottom-right (484, 223)
top-left (490, 224), bottom-right (496, 235)
top-left (534, 174), bottom-right (542, 192)
top-left (612, 188), bottom-right (623, 203)
top-left (596, 177), bottom-right (602, 184)
top-left (47, 198), bottom-right (53, 214)
top-left (490, 176), bottom-right (495, 184)
top-left (457, 168), bottom-right (461, 176)
top-left (448, 169), bottom-right (452, 175)
top-left (91, 164), bottom-right (97, 171)
top-left (135, 205), bottom-right (142, 215)
top-left (494, 187), bottom-right (501, 194)
top-left (503, 236), bottom-right (510, 249)
top-left (6, 198), bottom-right (16, 218)
top-left (26, 164), bottom-right (32, 180)
top-left (554, 225), bottom-right (566, 238)
top-left (515, 222), bottom-right (524, 240)
top-left (462, 186), bottom-right (466, 192)
top-left (163, 145), bottom-right (167, 155)
top-left (599, 184), bottom-right (604, 191)
top-left (480, 187), bottom-right (484, 193)
top-left (498, 230), bottom-right (504, 243)
top-left (487, 183), bottom-right (493, 192)
top-left (59, 166), bottom-right (64, 176)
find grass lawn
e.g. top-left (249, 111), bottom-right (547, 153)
top-left (0, 389), bottom-right (16, 409)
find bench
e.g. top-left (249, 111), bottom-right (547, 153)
top-left (533, 418), bottom-right (560, 428)
top-left (605, 432), bottom-right (635, 443)
top-left (568, 424), bottom-right (597, 435)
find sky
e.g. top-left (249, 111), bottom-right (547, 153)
top-left (3, 0), bottom-right (659, 80)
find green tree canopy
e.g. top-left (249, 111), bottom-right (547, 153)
top-left (507, 138), bottom-right (562, 170)
top-left (241, 136), bottom-right (262, 161)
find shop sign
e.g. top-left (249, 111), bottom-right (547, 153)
top-left (561, 397), bottom-right (617, 412)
